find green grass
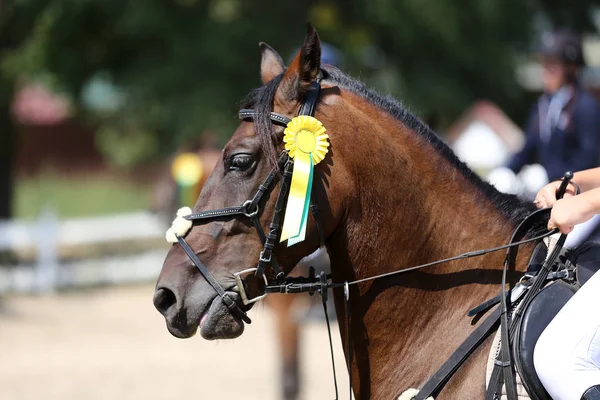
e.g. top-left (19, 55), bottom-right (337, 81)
top-left (14, 174), bottom-right (152, 219)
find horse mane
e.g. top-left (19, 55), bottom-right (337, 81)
top-left (242, 67), bottom-right (537, 228)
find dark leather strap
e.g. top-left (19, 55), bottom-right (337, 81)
top-left (185, 206), bottom-right (246, 221)
top-left (345, 283), bottom-right (353, 400)
top-left (186, 154), bottom-right (286, 224)
top-left (467, 273), bottom-right (558, 319)
top-left (321, 273), bottom-right (339, 400)
top-left (239, 80), bottom-right (320, 124)
top-left (177, 235), bottom-right (251, 324)
top-left (468, 294), bottom-right (504, 317)
top-left (485, 208), bottom-right (550, 400)
top-left (238, 109), bottom-right (291, 126)
top-left (257, 81), bottom-right (322, 278)
top-left (255, 160), bottom-right (293, 279)
top-left (248, 154), bottom-right (287, 210)
top-left (251, 215), bottom-right (267, 244)
top-left (414, 306), bottom-right (502, 400)
top-left (499, 291), bottom-right (519, 400)
top-left (487, 173), bottom-right (572, 400)
top-left (299, 81), bottom-right (321, 116)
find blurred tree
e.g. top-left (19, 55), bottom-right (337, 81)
top-left (315, 0), bottom-right (600, 128)
top-left (0, 0), bottom-right (39, 218)
top-left (540, 0), bottom-right (600, 30)
top-left (3, 0), bottom-right (315, 168)
top-left (2, 0), bottom-right (600, 217)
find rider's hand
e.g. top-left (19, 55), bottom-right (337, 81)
top-left (534, 180), bottom-right (576, 209)
top-left (547, 194), bottom-right (596, 234)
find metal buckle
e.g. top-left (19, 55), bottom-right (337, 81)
top-left (510, 282), bottom-right (529, 303)
top-left (234, 268), bottom-right (269, 305)
top-left (242, 200), bottom-right (259, 218)
top-left (552, 268), bottom-right (575, 281)
top-left (259, 250), bottom-right (271, 264)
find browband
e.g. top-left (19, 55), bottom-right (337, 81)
top-left (238, 109), bottom-right (291, 126)
top-left (238, 81), bottom-right (322, 126)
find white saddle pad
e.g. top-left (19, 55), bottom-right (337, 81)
top-left (485, 328), bottom-right (531, 400)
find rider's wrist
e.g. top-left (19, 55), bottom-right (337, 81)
top-left (582, 188), bottom-right (600, 214)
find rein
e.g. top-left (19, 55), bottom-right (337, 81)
top-left (170, 77), bottom-right (574, 399)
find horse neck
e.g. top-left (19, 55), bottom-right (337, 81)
top-left (323, 94), bottom-right (534, 398)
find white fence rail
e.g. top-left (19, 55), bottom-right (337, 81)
top-left (0, 210), bottom-right (166, 250)
top-left (0, 210), bottom-right (168, 294)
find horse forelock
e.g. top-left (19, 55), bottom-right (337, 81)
top-left (241, 73), bottom-right (284, 169)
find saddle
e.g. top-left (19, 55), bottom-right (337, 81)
top-left (505, 240), bottom-right (600, 399)
top-left (413, 238), bottom-right (600, 400)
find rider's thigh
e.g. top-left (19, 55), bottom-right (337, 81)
top-left (534, 271), bottom-right (600, 399)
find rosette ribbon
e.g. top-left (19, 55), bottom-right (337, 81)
top-left (280, 115), bottom-right (329, 246)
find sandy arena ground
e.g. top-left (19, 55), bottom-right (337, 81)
top-left (0, 284), bottom-right (349, 400)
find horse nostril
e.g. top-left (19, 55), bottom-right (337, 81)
top-left (153, 287), bottom-right (177, 316)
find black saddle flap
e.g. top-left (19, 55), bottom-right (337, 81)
top-left (514, 281), bottom-right (577, 400)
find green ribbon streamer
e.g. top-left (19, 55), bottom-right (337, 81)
top-left (287, 157), bottom-right (314, 247)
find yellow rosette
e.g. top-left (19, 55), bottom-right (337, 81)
top-left (280, 115), bottom-right (329, 246)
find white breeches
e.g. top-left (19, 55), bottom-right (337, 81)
top-left (534, 270), bottom-right (600, 399)
top-left (565, 215), bottom-right (600, 249)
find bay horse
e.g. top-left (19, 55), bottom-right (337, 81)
top-left (154, 25), bottom-right (540, 399)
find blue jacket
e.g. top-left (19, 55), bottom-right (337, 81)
top-left (508, 88), bottom-right (600, 181)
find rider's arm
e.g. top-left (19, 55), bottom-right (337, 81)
top-left (572, 167), bottom-right (600, 193)
top-left (535, 167), bottom-right (600, 233)
top-left (546, 187), bottom-right (600, 233)
top-left (536, 167), bottom-right (600, 208)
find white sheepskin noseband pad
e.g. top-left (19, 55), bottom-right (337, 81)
top-left (398, 388), bottom-right (433, 400)
top-left (165, 206), bottom-right (193, 243)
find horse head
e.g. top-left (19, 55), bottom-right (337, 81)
top-left (154, 25), bottom-right (347, 340)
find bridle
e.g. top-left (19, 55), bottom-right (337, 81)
top-left (173, 81), bottom-right (326, 325)
top-left (171, 76), bottom-right (577, 400)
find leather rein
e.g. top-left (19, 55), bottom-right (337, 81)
top-left (172, 78), bottom-right (575, 400)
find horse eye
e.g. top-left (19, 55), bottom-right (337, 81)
top-left (229, 154), bottom-right (253, 171)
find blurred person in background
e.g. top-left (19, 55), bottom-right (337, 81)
top-left (490, 30), bottom-right (600, 247)
top-left (508, 30), bottom-right (600, 183)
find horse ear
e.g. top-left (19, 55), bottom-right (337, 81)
top-left (278, 23), bottom-right (321, 100)
top-left (260, 42), bottom-right (285, 84)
